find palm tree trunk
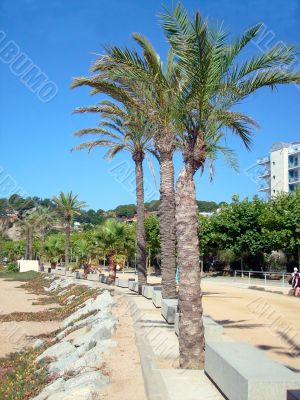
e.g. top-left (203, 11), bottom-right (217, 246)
top-left (135, 157), bottom-right (147, 294)
top-left (25, 230), bottom-right (29, 260)
top-left (176, 166), bottom-right (204, 369)
top-left (160, 152), bottom-right (177, 299)
top-left (40, 229), bottom-right (45, 262)
top-left (108, 254), bottom-right (116, 284)
top-left (65, 221), bottom-right (70, 268)
top-left (28, 228), bottom-right (33, 260)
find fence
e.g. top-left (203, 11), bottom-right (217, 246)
top-left (233, 270), bottom-right (292, 288)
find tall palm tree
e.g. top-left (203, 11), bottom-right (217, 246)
top-left (52, 192), bottom-right (87, 268)
top-left (71, 3), bottom-right (300, 368)
top-left (159, 4), bottom-right (300, 368)
top-left (72, 101), bottom-right (156, 291)
top-left (71, 43), bottom-right (181, 299)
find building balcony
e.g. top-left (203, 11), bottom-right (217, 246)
top-left (257, 156), bottom-right (270, 165)
top-left (289, 177), bottom-right (300, 184)
top-left (289, 162), bottom-right (300, 170)
top-left (258, 183), bottom-right (271, 192)
top-left (258, 169), bottom-right (271, 178)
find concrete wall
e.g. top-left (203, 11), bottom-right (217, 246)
top-left (270, 147), bottom-right (289, 195)
top-left (18, 260), bottom-right (39, 272)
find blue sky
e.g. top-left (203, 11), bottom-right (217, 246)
top-left (0, 0), bottom-right (300, 210)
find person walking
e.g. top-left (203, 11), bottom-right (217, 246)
top-left (292, 268), bottom-right (300, 296)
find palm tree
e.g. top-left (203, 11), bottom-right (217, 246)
top-left (34, 206), bottom-right (58, 262)
top-left (44, 233), bottom-right (65, 267)
top-left (93, 219), bottom-right (134, 283)
top-left (71, 3), bottom-right (300, 368)
top-left (158, 4), bottom-right (300, 368)
top-left (17, 211), bottom-right (41, 260)
top-left (52, 192), bottom-right (87, 268)
top-left (72, 100), bottom-right (156, 291)
top-left (71, 43), bottom-right (180, 299)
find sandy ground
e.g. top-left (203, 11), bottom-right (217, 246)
top-left (0, 279), bottom-right (61, 357)
top-left (110, 272), bottom-right (300, 371)
top-left (99, 293), bottom-right (147, 400)
top-left (202, 282), bottom-right (300, 372)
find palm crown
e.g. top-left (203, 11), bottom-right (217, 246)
top-left (53, 192), bottom-right (87, 223)
top-left (72, 100), bottom-right (157, 162)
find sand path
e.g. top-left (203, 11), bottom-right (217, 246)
top-left (99, 293), bottom-right (147, 400)
top-left (202, 282), bottom-right (300, 372)
top-left (0, 279), bottom-right (61, 357)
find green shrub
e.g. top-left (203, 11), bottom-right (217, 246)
top-left (6, 263), bottom-right (19, 273)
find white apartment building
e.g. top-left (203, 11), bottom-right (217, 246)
top-left (257, 142), bottom-right (300, 197)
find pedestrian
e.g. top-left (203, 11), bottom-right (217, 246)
top-left (292, 267), bottom-right (300, 296)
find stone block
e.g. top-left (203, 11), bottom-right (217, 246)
top-left (100, 275), bottom-right (108, 284)
top-left (174, 314), bottom-right (223, 341)
top-left (142, 285), bottom-right (156, 299)
top-left (288, 390), bottom-right (300, 400)
top-left (161, 298), bottom-right (178, 324)
top-left (128, 280), bottom-right (138, 292)
top-left (115, 278), bottom-right (134, 288)
top-left (87, 273), bottom-right (100, 282)
top-left (205, 342), bottom-right (300, 400)
top-left (152, 287), bottom-right (162, 308)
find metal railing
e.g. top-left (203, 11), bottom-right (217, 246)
top-left (257, 157), bottom-right (270, 165)
top-left (289, 176), bottom-right (300, 183)
top-left (233, 270), bottom-right (292, 288)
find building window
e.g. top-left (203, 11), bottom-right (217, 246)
top-left (273, 176), bottom-right (275, 179)
top-left (273, 161), bottom-right (275, 165)
top-left (273, 190), bottom-right (276, 193)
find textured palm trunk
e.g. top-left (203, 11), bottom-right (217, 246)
top-left (160, 152), bottom-right (177, 299)
top-left (28, 227), bottom-right (33, 260)
top-left (108, 254), bottom-right (116, 284)
top-left (65, 221), bottom-right (70, 268)
top-left (25, 230), bottom-right (29, 260)
top-left (135, 157), bottom-right (147, 294)
top-left (176, 166), bottom-right (205, 369)
top-left (40, 229), bottom-right (45, 262)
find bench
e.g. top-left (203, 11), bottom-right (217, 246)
top-left (288, 390), bottom-right (300, 400)
top-left (87, 273), bottom-right (100, 282)
top-left (128, 280), bottom-right (138, 292)
top-left (205, 342), bottom-right (300, 400)
top-left (142, 285), bottom-right (160, 299)
top-left (174, 314), bottom-right (223, 341)
top-left (100, 275), bottom-right (108, 284)
top-left (65, 271), bottom-right (77, 277)
top-left (152, 287), bottom-right (162, 308)
top-left (161, 299), bottom-right (178, 324)
top-left (115, 278), bottom-right (134, 288)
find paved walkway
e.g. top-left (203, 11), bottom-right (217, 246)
top-left (53, 273), bottom-right (225, 400)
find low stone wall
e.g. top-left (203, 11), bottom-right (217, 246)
top-left (32, 276), bottom-right (117, 400)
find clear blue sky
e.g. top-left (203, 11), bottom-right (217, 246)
top-left (0, 0), bottom-right (299, 210)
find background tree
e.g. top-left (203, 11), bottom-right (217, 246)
top-left (52, 192), bottom-right (87, 268)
